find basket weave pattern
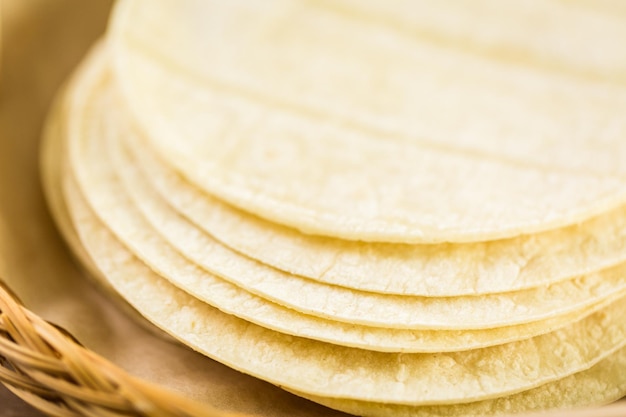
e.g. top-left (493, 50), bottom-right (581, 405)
top-left (0, 279), bottom-right (244, 417)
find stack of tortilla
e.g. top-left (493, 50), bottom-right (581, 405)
top-left (41, 1), bottom-right (626, 416)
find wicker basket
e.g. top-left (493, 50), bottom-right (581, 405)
top-left (0, 280), bottom-right (239, 417)
top-left (0, 1), bottom-right (624, 416)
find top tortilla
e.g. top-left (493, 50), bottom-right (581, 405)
top-left (109, 0), bottom-right (626, 243)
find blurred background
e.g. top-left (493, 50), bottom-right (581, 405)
top-left (1, 1), bottom-right (112, 415)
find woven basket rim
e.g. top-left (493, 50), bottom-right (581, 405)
top-left (0, 278), bottom-right (249, 417)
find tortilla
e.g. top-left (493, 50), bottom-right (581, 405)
top-left (129, 121), bottom-right (626, 297)
top-left (293, 345), bottom-right (626, 416)
top-left (37, 1), bottom-right (626, 415)
top-left (563, 0), bottom-right (626, 16)
top-left (62, 51), bottom-right (626, 332)
top-left (40, 88), bottom-right (106, 285)
top-left (116, 131), bottom-right (626, 329)
top-left (315, 0), bottom-right (626, 84)
top-left (108, 0), bottom-right (626, 243)
top-left (57, 129), bottom-right (610, 353)
top-left (49, 46), bottom-right (626, 407)
top-left (39, 81), bottom-right (179, 340)
top-left (54, 46), bottom-right (626, 406)
top-left (61, 166), bottom-right (626, 406)
top-left (54, 61), bottom-right (623, 354)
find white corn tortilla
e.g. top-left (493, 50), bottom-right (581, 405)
top-left (30, 1), bottom-right (626, 415)
top-left (293, 345), bottom-right (626, 417)
top-left (129, 121), bottom-right (626, 297)
top-left (47, 35), bottom-right (626, 412)
top-left (51, 77), bottom-right (595, 353)
top-left (63, 50), bottom-right (626, 331)
top-left (316, 0), bottom-right (626, 83)
top-left (55, 45), bottom-right (626, 406)
top-left (53, 61), bottom-right (619, 351)
top-left (40, 84), bottom-right (182, 339)
top-left (61, 171), bottom-right (626, 406)
top-left (108, 0), bottom-right (626, 243)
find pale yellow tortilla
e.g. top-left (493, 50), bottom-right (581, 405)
top-left (108, 0), bottom-right (626, 243)
top-left (46, 35), bottom-right (626, 413)
top-left (57, 48), bottom-right (626, 405)
top-left (128, 120), bottom-right (626, 298)
top-left (293, 346), bottom-right (626, 417)
top-left (29, 2), bottom-right (626, 415)
top-left (6, 4), bottom-right (344, 415)
top-left (63, 50), bottom-right (626, 332)
top-left (40, 88), bottom-right (99, 277)
top-left (315, 0), bottom-right (626, 83)
top-left (40, 80), bottom-right (181, 340)
top-left (54, 79), bottom-right (583, 353)
top-left (115, 131), bottom-right (626, 329)
top-left (52, 59), bottom-right (619, 352)
top-left (62, 170), bottom-right (626, 406)
top-left (562, 0), bottom-right (626, 16)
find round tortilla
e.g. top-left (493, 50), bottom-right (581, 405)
top-left (64, 52), bottom-right (626, 332)
top-left (108, 0), bottom-right (626, 243)
top-left (55, 44), bottom-right (626, 406)
top-left (315, 0), bottom-right (626, 84)
top-left (39, 87), bottom-right (107, 285)
top-left (55, 59), bottom-right (620, 352)
top-left (128, 120), bottom-right (626, 297)
top-left (45, 108), bottom-right (626, 411)
top-left (56, 82), bottom-right (594, 353)
top-left (293, 346), bottom-right (626, 416)
top-left (61, 165), bottom-right (626, 406)
top-left (40, 80), bottom-right (177, 338)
